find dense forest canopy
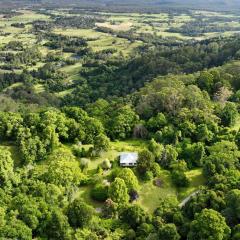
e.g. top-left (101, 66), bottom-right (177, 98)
top-left (0, 1), bottom-right (239, 239)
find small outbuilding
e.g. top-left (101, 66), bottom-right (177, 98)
top-left (119, 152), bottom-right (138, 167)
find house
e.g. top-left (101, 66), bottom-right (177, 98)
top-left (119, 152), bottom-right (138, 167)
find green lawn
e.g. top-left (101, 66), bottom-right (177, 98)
top-left (139, 168), bottom-right (205, 213)
top-left (139, 170), bottom-right (177, 213)
top-left (178, 168), bottom-right (206, 200)
top-left (73, 186), bottom-right (103, 208)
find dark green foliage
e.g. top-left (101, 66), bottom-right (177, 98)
top-left (44, 208), bottom-right (72, 240)
top-left (91, 184), bottom-right (109, 202)
top-left (220, 102), bottom-right (238, 127)
top-left (120, 205), bottom-right (150, 229)
top-left (137, 149), bottom-right (155, 175)
top-left (67, 199), bottom-right (94, 228)
top-left (223, 189), bottom-right (240, 226)
top-left (188, 209), bottom-right (231, 240)
top-left (158, 223), bottom-right (180, 240)
top-left (171, 170), bottom-right (189, 188)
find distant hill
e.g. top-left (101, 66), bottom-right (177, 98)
top-left (1, 0), bottom-right (240, 11)
top-left (42, 0), bottom-right (240, 11)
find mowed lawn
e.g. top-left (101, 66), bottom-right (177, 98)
top-left (139, 168), bottom-right (205, 213)
top-left (178, 168), bottom-right (206, 200)
top-left (139, 169), bottom-right (177, 213)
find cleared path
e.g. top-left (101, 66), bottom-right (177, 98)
top-left (179, 190), bottom-right (200, 208)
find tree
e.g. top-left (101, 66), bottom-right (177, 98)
top-left (46, 148), bottom-right (83, 186)
top-left (160, 145), bottom-right (178, 169)
top-left (67, 198), bottom-right (94, 228)
top-left (0, 148), bottom-right (14, 187)
top-left (158, 223), bottom-right (180, 240)
top-left (137, 149), bottom-right (155, 174)
top-left (203, 141), bottom-right (239, 177)
top-left (223, 189), bottom-right (240, 226)
top-left (93, 133), bottom-right (110, 154)
top-left (147, 113), bottom-right (167, 132)
top-left (118, 168), bottom-right (139, 192)
top-left (101, 159), bottom-right (112, 170)
top-left (44, 208), bottom-right (72, 240)
top-left (11, 194), bottom-right (42, 230)
top-left (220, 102), bottom-right (238, 127)
top-left (154, 197), bottom-right (179, 222)
top-left (180, 142), bottom-right (205, 168)
top-left (188, 209), bottom-right (231, 240)
top-left (85, 117), bottom-right (105, 144)
top-left (196, 124), bottom-right (213, 142)
top-left (183, 190), bottom-right (224, 219)
top-left (214, 86), bottom-right (232, 105)
top-left (137, 223), bottom-right (153, 238)
top-left (171, 170), bottom-right (189, 188)
top-left (0, 213), bottom-right (32, 240)
top-left (148, 139), bottom-right (164, 161)
top-left (17, 127), bottom-right (47, 164)
top-left (75, 229), bottom-right (98, 240)
top-left (109, 105), bottom-right (139, 140)
top-left (197, 71), bottom-right (214, 93)
top-left (120, 205), bottom-right (149, 229)
top-left (109, 178), bottom-right (129, 204)
top-left (232, 224), bottom-right (240, 240)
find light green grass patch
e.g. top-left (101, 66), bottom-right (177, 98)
top-left (178, 168), bottom-right (205, 200)
top-left (53, 28), bottom-right (106, 39)
top-left (139, 170), bottom-right (177, 213)
top-left (96, 22), bottom-right (133, 31)
top-left (73, 186), bottom-right (103, 208)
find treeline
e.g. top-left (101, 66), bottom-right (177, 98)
top-left (0, 47), bottom-right (42, 70)
top-left (64, 36), bottom-right (240, 106)
top-left (168, 17), bottom-right (240, 36)
top-left (44, 34), bottom-right (88, 54)
top-left (53, 15), bottom-right (105, 29)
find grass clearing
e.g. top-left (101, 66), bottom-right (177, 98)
top-left (96, 22), bottom-right (133, 31)
top-left (139, 170), bottom-right (176, 213)
top-left (178, 168), bottom-right (206, 200)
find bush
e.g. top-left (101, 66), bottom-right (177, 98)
top-left (144, 171), bottom-right (154, 181)
top-left (125, 229), bottom-right (136, 240)
top-left (101, 159), bottom-right (112, 170)
top-left (90, 184), bottom-right (109, 202)
top-left (151, 162), bottom-right (161, 177)
top-left (171, 170), bottom-right (189, 188)
top-left (80, 158), bottom-right (90, 170)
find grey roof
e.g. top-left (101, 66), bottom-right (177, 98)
top-left (120, 152), bottom-right (138, 164)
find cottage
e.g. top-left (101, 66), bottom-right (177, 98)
top-left (119, 152), bottom-right (138, 167)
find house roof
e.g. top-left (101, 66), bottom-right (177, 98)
top-left (120, 152), bottom-right (138, 164)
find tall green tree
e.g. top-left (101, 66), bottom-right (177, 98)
top-left (67, 198), bottom-right (94, 228)
top-left (137, 149), bottom-right (155, 174)
top-left (188, 209), bottom-right (230, 240)
top-left (109, 178), bottom-right (129, 204)
top-left (118, 168), bottom-right (139, 192)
